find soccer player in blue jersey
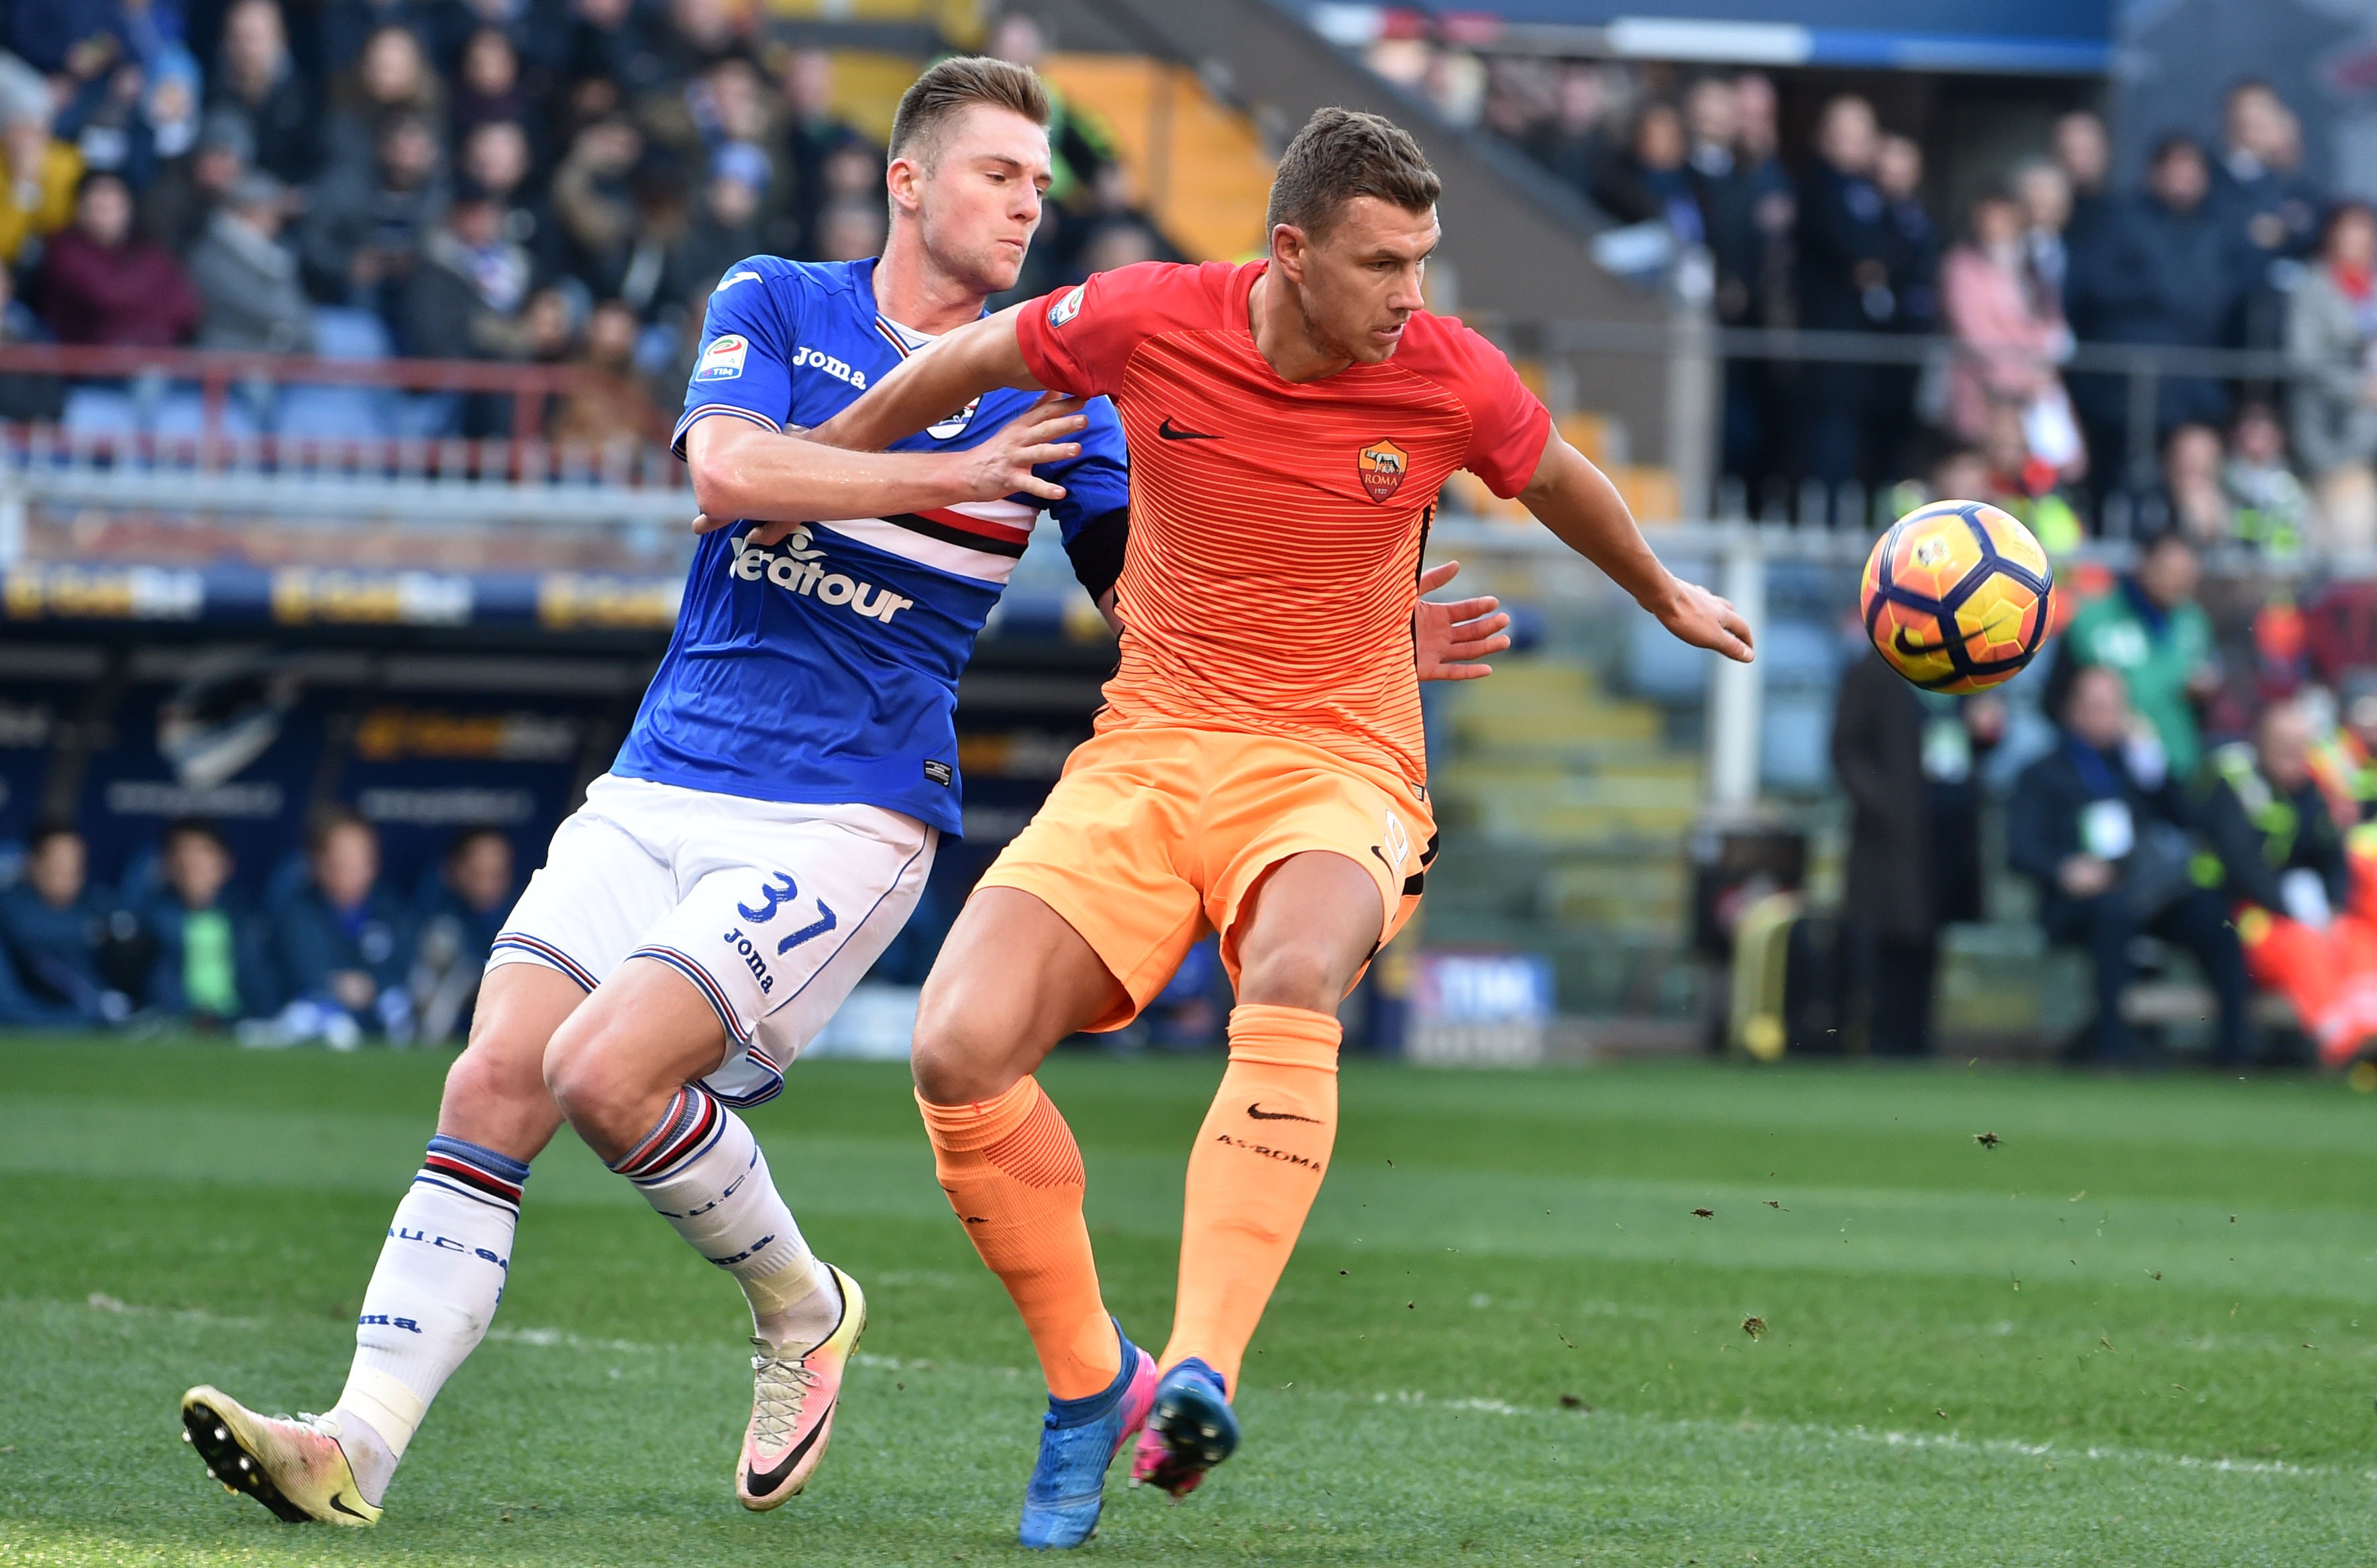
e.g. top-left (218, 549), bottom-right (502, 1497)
top-left (178, 56), bottom-right (1506, 1534)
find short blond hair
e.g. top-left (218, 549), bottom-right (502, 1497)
top-left (890, 56), bottom-right (1050, 167)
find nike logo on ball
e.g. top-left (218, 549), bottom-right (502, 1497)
top-left (1158, 417), bottom-right (1218, 441)
top-left (1247, 1102), bottom-right (1322, 1123)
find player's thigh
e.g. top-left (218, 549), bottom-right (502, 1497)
top-left (1226, 851), bottom-right (1393, 1012)
top-left (953, 729), bottom-right (1206, 1044)
top-left (911, 887), bottom-right (1134, 1104)
top-left (487, 785), bottom-right (679, 996)
top-left (1206, 745), bottom-right (1432, 1010)
top-left (435, 961), bottom-right (582, 1162)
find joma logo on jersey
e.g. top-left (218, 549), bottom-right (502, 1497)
top-left (791, 345), bottom-right (867, 389)
top-left (730, 528), bottom-right (914, 623)
top-left (1358, 439), bottom-right (1408, 504)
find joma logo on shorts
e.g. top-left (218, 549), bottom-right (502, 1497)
top-left (731, 529), bottom-right (913, 623)
top-left (720, 927), bottom-right (776, 994)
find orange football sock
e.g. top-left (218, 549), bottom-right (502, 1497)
top-left (1159, 1003), bottom-right (1342, 1392)
top-left (917, 1078), bottom-right (1120, 1400)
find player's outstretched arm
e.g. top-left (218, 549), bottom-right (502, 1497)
top-left (810, 304), bottom-right (1043, 454)
top-left (685, 393), bottom-right (1087, 538)
top-left (1516, 432), bottom-right (1754, 663)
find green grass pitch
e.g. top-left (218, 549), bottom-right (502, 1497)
top-left (3, 1037), bottom-right (2376, 1565)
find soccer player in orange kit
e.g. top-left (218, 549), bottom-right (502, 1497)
top-left (808, 107), bottom-right (1754, 1546)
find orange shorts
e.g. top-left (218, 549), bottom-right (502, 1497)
top-left (978, 726), bottom-right (1436, 1031)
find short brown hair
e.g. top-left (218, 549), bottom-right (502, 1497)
top-left (1265, 107), bottom-right (1441, 239)
top-left (889, 56), bottom-right (1050, 166)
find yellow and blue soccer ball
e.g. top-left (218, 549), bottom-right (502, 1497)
top-left (1860, 501), bottom-right (2053, 694)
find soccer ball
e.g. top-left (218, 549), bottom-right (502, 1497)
top-left (1860, 501), bottom-right (2053, 693)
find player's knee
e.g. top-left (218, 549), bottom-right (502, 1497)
top-left (540, 1018), bottom-right (651, 1152)
top-left (1233, 941), bottom-right (1349, 1013)
top-left (910, 993), bottom-right (1018, 1105)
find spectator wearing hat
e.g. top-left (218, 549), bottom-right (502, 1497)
top-left (36, 169), bottom-right (200, 346)
top-left (208, 0), bottom-right (318, 186)
top-left (143, 101), bottom-right (250, 254)
top-left (189, 169), bottom-right (316, 353)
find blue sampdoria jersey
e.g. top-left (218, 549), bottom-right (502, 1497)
top-left (613, 256), bottom-right (1130, 835)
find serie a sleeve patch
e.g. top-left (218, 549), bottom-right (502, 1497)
top-left (696, 333), bottom-right (750, 381)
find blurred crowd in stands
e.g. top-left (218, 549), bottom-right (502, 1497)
top-left (1830, 515), bottom-right (2377, 1069)
top-left (1441, 57), bottom-right (2377, 552)
top-left (0, 2), bottom-right (1168, 441)
top-left (0, 810), bottom-right (515, 1046)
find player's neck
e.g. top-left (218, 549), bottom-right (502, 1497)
top-left (1247, 269), bottom-right (1355, 384)
top-left (871, 229), bottom-right (988, 337)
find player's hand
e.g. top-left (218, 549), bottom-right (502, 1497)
top-left (954, 393), bottom-right (1086, 503)
top-left (1414, 560), bottom-right (1510, 682)
top-left (1652, 576), bottom-right (1754, 663)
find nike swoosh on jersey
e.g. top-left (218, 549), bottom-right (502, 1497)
top-left (715, 270), bottom-right (761, 292)
top-left (1157, 417), bottom-right (1219, 441)
top-left (1246, 1102), bottom-right (1323, 1123)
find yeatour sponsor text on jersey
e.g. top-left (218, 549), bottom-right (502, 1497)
top-left (728, 525), bottom-right (915, 624)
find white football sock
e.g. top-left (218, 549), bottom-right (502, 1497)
top-left (607, 1084), bottom-right (840, 1349)
top-left (331, 1135), bottom-right (528, 1505)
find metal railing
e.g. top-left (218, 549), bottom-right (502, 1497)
top-left (1468, 296), bottom-right (2330, 523)
top-left (0, 342), bottom-right (680, 481)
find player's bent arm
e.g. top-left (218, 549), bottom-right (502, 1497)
top-left (1516, 431), bottom-right (1754, 664)
top-left (811, 305), bottom-right (1043, 454)
top-left (686, 395), bottom-right (1088, 533)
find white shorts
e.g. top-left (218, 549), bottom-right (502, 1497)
top-left (486, 774), bottom-right (937, 1106)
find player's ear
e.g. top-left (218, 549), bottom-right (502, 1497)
top-left (886, 154), bottom-right (925, 217)
top-left (1271, 222), bottom-right (1306, 281)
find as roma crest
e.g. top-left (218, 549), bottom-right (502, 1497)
top-left (1357, 439), bottom-right (1408, 505)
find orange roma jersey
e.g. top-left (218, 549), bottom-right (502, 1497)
top-left (1016, 260), bottom-right (1550, 789)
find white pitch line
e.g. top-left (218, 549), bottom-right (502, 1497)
top-left (34, 1296), bottom-right (2361, 1483)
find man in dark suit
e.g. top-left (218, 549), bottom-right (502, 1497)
top-left (1830, 649), bottom-right (2000, 1056)
top-left (1793, 95), bottom-right (1893, 489)
top-left (2065, 136), bottom-right (2248, 486)
top-left (2008, 662), bottom-right (2248, 1062)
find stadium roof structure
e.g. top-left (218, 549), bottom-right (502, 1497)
top-left (1302, 0), bottom-right (2117, 74)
